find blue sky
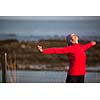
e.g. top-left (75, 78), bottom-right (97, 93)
top-left (0, 16), bottom-right (100, 20)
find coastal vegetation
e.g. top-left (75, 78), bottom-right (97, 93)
top-left (0, 39), bottom-right (100, 70)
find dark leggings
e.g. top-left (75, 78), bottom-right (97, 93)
top-left (66, 75), bottom-right (85, 83)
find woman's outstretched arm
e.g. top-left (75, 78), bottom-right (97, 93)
top-left (37, 45), bottom-right (72, 54)
top-left (82, 41), bottom-right (96, 51)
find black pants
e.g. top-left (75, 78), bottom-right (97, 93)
top-left (66, 75), bottom-right (84, 83)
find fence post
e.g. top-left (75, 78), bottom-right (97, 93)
top-left (1, 53), bottom-right (7, 83)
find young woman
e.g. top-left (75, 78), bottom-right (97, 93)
top-left (37, 33), bottom-right (96, 83)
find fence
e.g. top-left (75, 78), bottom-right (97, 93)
top-left (0, 52), bottom-right (16, 83)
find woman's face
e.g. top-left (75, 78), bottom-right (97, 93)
top-left (70, 33), bottom-right (79, 43)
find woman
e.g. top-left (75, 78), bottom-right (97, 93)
top-left (37, 33), bottom-right (96, 83)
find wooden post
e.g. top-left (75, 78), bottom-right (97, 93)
top-left (1, 53), bottom-right (7, 83)
top-left (13, 53), bottom-right (17, 82)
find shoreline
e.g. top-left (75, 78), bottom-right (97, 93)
top-left (15, 67), bottom-right (100, 72)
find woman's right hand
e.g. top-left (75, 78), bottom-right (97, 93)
top-left (37, 45), bottom-right (43, 52)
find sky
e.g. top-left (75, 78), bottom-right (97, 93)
top-left (0, 16), bottom-right (100, 20)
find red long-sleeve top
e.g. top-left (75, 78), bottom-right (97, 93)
top-left (43, 43), bottom-right (93, 76)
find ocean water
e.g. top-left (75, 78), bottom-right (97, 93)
top-left (0, 19), bottom-right (100, 37)
top-left (0, 70), bottom-right (100, 83)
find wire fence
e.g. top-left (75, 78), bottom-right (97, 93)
top-left (0, 52), bottom-right (16, 83)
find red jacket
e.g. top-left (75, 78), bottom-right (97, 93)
top-left (43, 43), bottom-right (93, 76)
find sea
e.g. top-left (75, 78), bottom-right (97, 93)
top-left (0, 70), bottom-right (100, 83)
top-left (0, 19), bottom-right (100, 41)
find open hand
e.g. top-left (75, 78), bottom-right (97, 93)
top-left (37, 45), bottom-right (43, 52)
top-left (91, 41), bottom-right (96, 46)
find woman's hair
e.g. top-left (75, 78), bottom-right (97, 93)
top-left (66, 34), bottom-right (72, 46)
